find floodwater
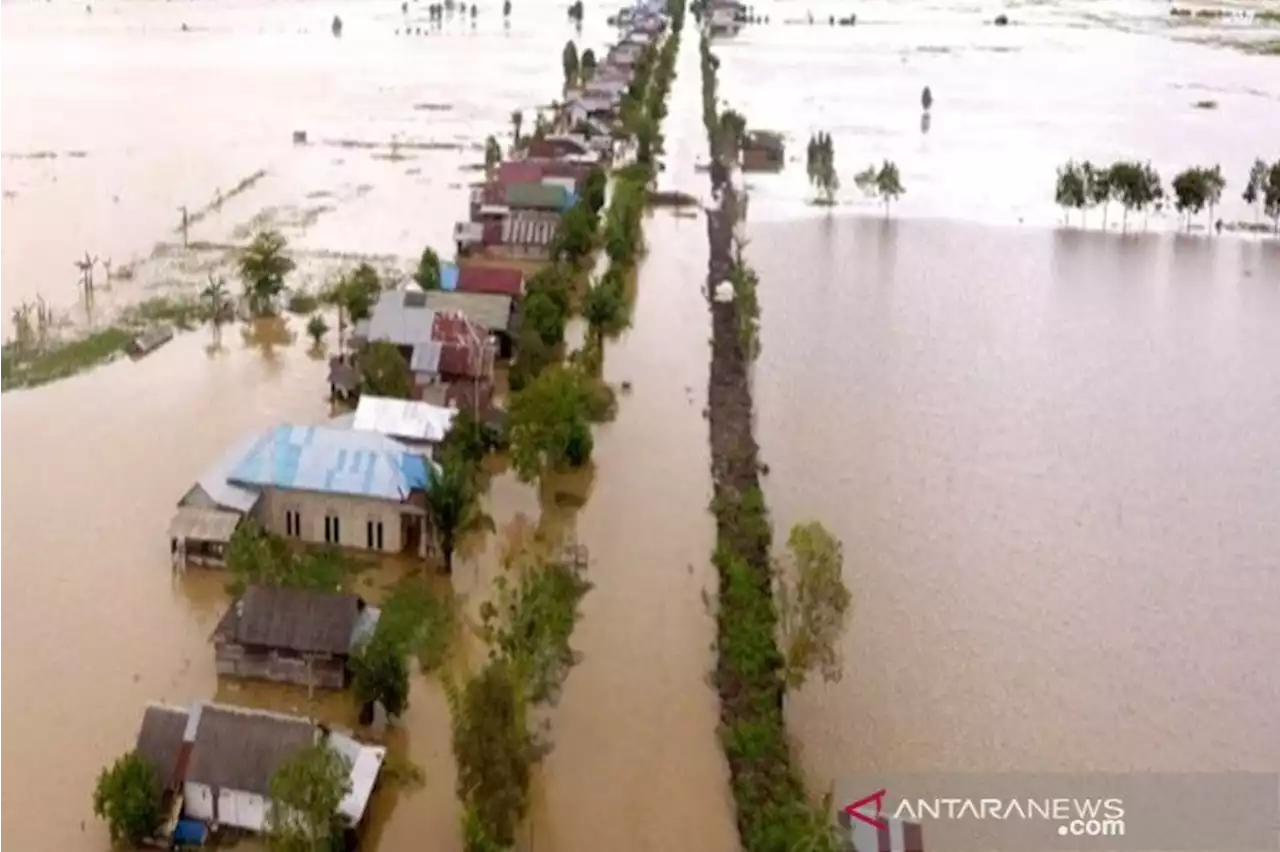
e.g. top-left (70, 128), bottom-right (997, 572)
top-left (4, 0), bottom-right (1280, 850)
top-left (715, 0), bottom-right (1280, 798)
top-left (0, 1), bottom-right (727, 851)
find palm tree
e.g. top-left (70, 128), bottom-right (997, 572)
top-left (422, 451), bottom-right (493, 574)
top-left (201, 275), bottom-right (232, 342)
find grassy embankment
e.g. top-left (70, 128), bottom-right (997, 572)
top-left (696, 24), bottom-right (843, 852)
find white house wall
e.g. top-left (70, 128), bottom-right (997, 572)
top-left (219, 788), bottom-right (268, 833)
top-left (184, 782), bottom-right (215, 823)
top-left (259, 488), bottom-right (421, 555)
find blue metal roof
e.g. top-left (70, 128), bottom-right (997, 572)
top-left (440, 263), bottom-right (459, 292)
top-left (183, 431), bottom-right (264, 513)
top-left (227, 425), bottom-right (430, 502)
top-left (562, 190), bottom-right (580, 211)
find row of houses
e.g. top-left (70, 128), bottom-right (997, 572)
top-left (121, 12), bottom-right (677, 849)
top-left (452, 12), bottom-right (668, 261)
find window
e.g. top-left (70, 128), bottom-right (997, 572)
top-left (366, 519), bottom-right (385, 551)
top-left (324, 513), bottom-right (341, 544)
top-left (285, 509), bottom-right (302, 538)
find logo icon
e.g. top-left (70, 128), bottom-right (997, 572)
top-left (844, 788), bottom-right (889, 831)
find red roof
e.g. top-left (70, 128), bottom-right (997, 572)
top-left (432, 310), bottom-right (488, 346)
top-left (496, 161), bottom-right (546, 186)
top-left (456, 265), bottom-right (525, 297)
top-left (438, 343), bottom-right (484, 379)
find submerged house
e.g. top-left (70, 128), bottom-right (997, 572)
top-left (226, 424), bottom-right (433, 556)
top-left (173, 423), bottom-right (436, 564)
top-left (133, 701), bottom-right (385, 840)
top-left (213, 586), bottom-right (379, 689)
top-left (349, 288), bottom-right (498, 404)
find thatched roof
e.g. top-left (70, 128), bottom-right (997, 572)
top-left (214, 586), bottom-right (363, 656)
top-left (186, 704), bottom-right (316, 795)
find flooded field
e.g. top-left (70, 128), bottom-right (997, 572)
top-left (715, 0), bottom-right (1280, 230)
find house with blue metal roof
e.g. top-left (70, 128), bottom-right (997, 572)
top-left (171, 424), bottom-right (440, 566)
top-left (227, 425), bottom-right (435, 557)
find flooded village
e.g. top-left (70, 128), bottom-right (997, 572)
top-left (4, 0), bottom-right (1280, 851)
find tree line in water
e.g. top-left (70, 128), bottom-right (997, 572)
top-left (805, 132), bottom-right (905, 213)
top-left (1055, 157), bottom-right (1280, 234)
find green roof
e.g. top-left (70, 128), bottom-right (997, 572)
top-left (504, 182), bottom-right (568, 210)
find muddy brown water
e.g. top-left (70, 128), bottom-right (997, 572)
top-left (5, 1), bottom-right (1280, 851)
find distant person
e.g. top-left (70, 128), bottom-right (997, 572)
top-left (1215, 218), bottom-right (1223, 234)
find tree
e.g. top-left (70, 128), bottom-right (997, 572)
top-left (423, 450), bottom-right (494, 573)
top-left (566, 0), bottom-right (583, 23)
top-left (1172, 167), bottom-right (1207, 232)
top-left (521, 289), bottom-right (567, 348)
top-left (583, 167), bottom-right (608, 217)
top-left (1243, 158), bottom-right (1268, 221)
top-left (506, 365), bottom-right (596, 480)
top-left (93, 751), bottom-right (162, 847)
top-left (360, 339), bottom-right (414, 399)
top-left (201, 274), bottom-right (232, 342)
top-left (509, 327), bottom-right (553, 393)
top-left (322, 263), bottom-right (382, 340)
top-left (239, 229), bottom-right (296, 316)
top-left (510, 109), bottom-right (523, 148)
top-left (350, 629), bottom-right (411, 721)
top-left (1054, 161), bottom-right (1087, 225)
top-left (1202, 164), bottom-right (1225, 228)
top-left (1141, 161), bottom-right (1164, 229)
top-left (446, 661), bottom-right (538, 851)
top-left (550, 202), bottom-right (596, 265)
top-left (580, 47), bottom-right (597, 81)
top-left (1083, 161), bottom-right (1112, 230)
top-left (1265, 160), bottom-right (1280, 234)
top-left (484, 135), bottom-right (503, 176)
top-left (413, 246), bottom-right (442, 291)
top-left (266, 742), bottom-right (352, 852)
top-left (806, 132), bottom-right (838, 204)
top-left (1108, 160), bottom-right (1147, 232)
top-left (719, 109), bottom-right (747, 164)
top-left (874, 160), bottom-right (904, 216)
top-left (305, 314), bottom-right (328, 347)
top-left (775, 521), bottom-right (852, 691)
top-left (226, 520), bottom-right (352, 593)
top-left (920, 85), bottom-right (933, 111)
top-left (583, 269), bottom-right (628, 353)
top-left (561, 39), bottom-right (580, 89)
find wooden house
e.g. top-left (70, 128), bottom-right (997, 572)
top-left (213, 586), bottom-right (379, 690)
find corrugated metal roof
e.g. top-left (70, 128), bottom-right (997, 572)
top-left (505, 182), bottom-right (569, 210)
top-left (365, 289), bottom-right (436, 346)
top-left (352, 395), bottom-right (456, 443)
top-left (424, 291), bottom-right (514, 332)
top-left (456, 265), bottom-right (524, 297)
top-left (502, 214), bottom-right (558, 247)
top-left (181, 431), bottom-right (264, 513)
top-left (410, 341), bottom-right (443, 373)
top-left (227, 425), bottom-right (430, 502)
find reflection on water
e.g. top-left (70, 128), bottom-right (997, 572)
top-left (750, 216), bottom-right (1280, 783)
